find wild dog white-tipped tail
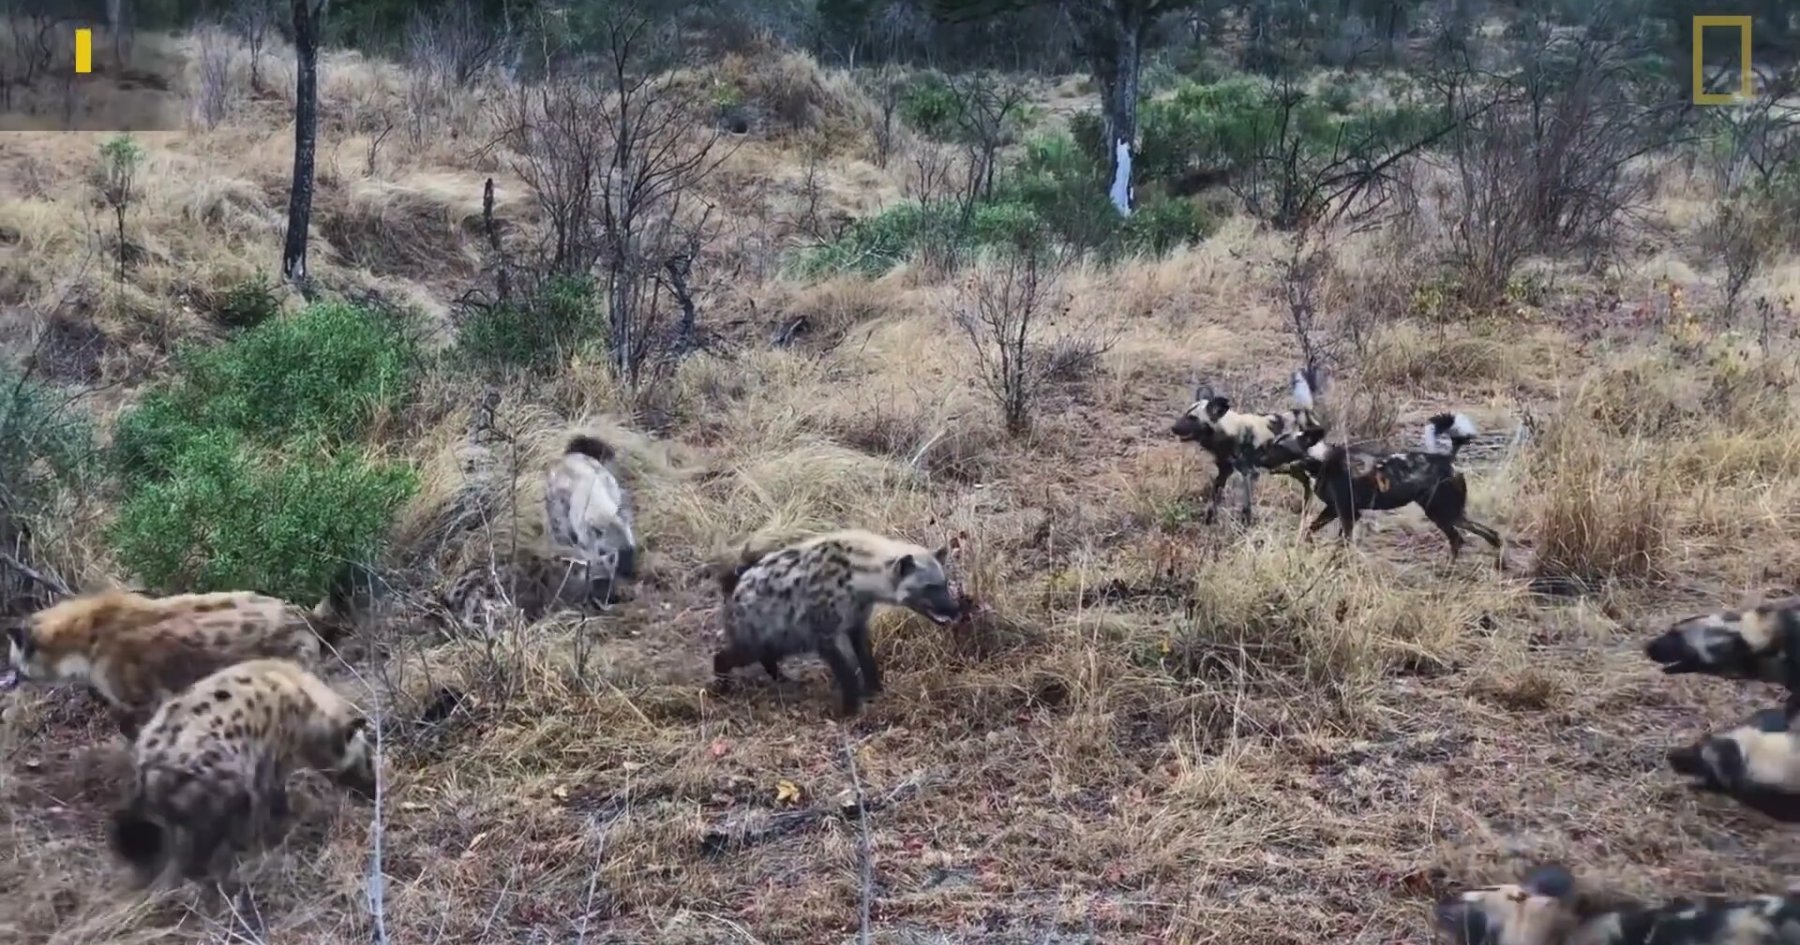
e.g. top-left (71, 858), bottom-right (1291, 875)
top-left (1290, 369), bottom-right (1314, 410)
top-left (1422, 412), bottom-right (1479, 454)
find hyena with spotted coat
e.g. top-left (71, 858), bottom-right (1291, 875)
top-left (110, 658), bottom-right (376, 887)
top-left (1435, 863), bottom-right (1800, 945)
top-left (710, 530), bottom-right (963, 717)
top-left (1644, 597), bottom-right (1800, 716)
top-left (2, 589), bottom-right (349, 739)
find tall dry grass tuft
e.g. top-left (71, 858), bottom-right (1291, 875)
top-left (1523, 379), bottom-right (1673, 592)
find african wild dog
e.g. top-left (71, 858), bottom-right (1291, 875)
top-left (1665, 705), bottom-right (1800, 823)
top-left (1171, 368), bottom-right (1326, 526)
top-left (710, 529), bottom-right (964, 717)
top-left (1643, 597), bottom-right (1800, 717)
top-left (110, 658), bottom-right (376, 888)
top-left (1258, 412), bottom-right (1504, 564)
top-left (1434, 862), bottom-right (1800, 945)
top-left (2, 589), bottom-right (349, 740)
top-left (545, 434), bottom-right (640, 599)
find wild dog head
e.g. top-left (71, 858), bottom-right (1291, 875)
top-left (1643, 598), bottom-right (1800, 685)
top-left (1434, 864), bottom-right (1582, 945)
top-left (1666, 706), bottom-right (1800, 822)
top-left (1171, 382), bottom-right (1233, 445)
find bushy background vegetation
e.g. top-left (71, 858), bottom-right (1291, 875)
top-left (0, 0), bottom-right (1796, 942)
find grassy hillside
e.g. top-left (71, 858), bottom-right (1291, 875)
top-left (2, 18), bottom-right (1799, 945)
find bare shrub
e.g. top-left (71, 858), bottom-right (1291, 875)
top-left (1432, 14), bottom-right (1672, 311)
top-left (192, 24), bottom-right (234, 130)
top-left (495, 11), bottom-right (733, 388)
top-left (410, 0), bottom-right (506, 87)
top-left (953, 247), bottom-right (1112, 436)
top-left (229, 0), bottom-right (276, 93)
top-left (950, 71), bottom-right (1030, 203)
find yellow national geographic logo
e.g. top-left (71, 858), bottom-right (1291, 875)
top-left (1692, 15), bottom-right (1753, 105)
top-left (75, 28), bottom-right (93, 73)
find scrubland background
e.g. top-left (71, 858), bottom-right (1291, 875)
top-left (1, 0), bottom-right (1798, 942)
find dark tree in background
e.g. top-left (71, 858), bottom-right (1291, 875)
top-left (282, 0), bottom-right (327, 285)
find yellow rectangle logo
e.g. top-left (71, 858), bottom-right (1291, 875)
top-left (75, 28), bottom-right (92, 73)
top-left (1692, 15), bottom-right (1753, 104)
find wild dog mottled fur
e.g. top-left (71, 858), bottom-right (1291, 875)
top-left (110, 658), bottom-right (376, 887)
top-left (1435, 863), bottom-right (1800, 945)
top-left (2, 589), bottom-right (348, 739)
top-left (545, 435), bottom-right (640, 595)
top-left (1644, 597), bottom-right (1800, 716)
top-left (710, 529), bottom-right (963, 717)
top-left (1666, 706), bottom-right (1800, 823)
top-left (1258, 411), bottom-right (1504, 564)
top-left (1171, 369), bottom-right (1325, 526)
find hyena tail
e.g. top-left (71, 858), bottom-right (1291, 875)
top-left (110, 796), bottom-right (166, 876)
top-left (566, 434), bottom-right (616, 465)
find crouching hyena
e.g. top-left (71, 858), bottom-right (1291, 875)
top-left (1434, 862), bottom-right (1800, 945)
top-left (544, 434), bottom-right (640, 599)
top-left (110, 658), bottom-right (376, 888)
top-left (2, 589), bottom-right (349, 740)
top-left (1643, 597), bottom-right (1800, 716)
top-left (1666, 705), bottom-right (1800, 823)
top-left (710, 529), bottom-right (965, 717)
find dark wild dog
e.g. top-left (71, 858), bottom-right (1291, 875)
top-left (1170, 368), bottom-right (1325, 527)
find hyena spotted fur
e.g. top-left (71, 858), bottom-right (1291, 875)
top-left (710, 529), bottom-right (964, 717)
top-left (1435, 863), bottom-right (1800, 945)
top-left (1666, 705), bottom-right (1800, 823)
top-left (1644, 597), bottom-right (1800, 716)
top-left (2, 589), bottom-right (349, 740)
top-left (110, 658), bottom-right (376, 888)
top-left (544, 434), bottom-right (641, 595)
top-left (1171, 368), bottom-right (1325, 526)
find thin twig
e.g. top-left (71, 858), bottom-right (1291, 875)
top-left (842, 729), bottom-right (873, 945)
top-left (365, 647), bottom-right (390, 945)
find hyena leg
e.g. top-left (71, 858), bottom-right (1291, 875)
top-left (711, 643), bottom-right (756, 692)
top-left (1203, 465), bottom-right (1232, 525)
top-left (759, 648), bottom-right (786, 681)
top-left (815, 635), bottom-right (864, 717)
top-left (111, 705), bottom-right (145, 742)
top-left (847, 618), bottom-right (881, 696)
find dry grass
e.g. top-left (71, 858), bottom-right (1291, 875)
top-left (4, 27), bottom-right (1800, 945)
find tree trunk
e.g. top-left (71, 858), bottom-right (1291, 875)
top-left (282, 0), bottom-right (322, 286)
top-left (1104, 3), bottom-right (1141, 217)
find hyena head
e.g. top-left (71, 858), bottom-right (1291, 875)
top-left (312, 714), bottom-right (379, 801)
top-left (1643, 608), bottom-right (1772, 678)
top-left (1434, 865), bottom-right (1581, 945)
top-left (1171, 384), bottom-right (1232, 445)
top-left (887, 545), bottom-right (962, 626)
top-left (2, 609), bottom-right (93, 691)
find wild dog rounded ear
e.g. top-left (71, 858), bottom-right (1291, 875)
top-left (1192, 382), bottom-right (1214, 403)
top-left (1204, 398), bottom-right (1231, 421)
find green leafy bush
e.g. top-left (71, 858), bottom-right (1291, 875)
top-left (113, 301), bottom-right (418, 481)
top-left (899, 72), bottom-right (961, 140)
top-left (214, 270), bottom-right (283, 330)
top-left (108, 300), bottom-right (420, 601)
top-left (108, 431), bottom-right (417, 602)
top-left (0, 366), bottom-right (96, 515)
top-left (1124, 197), bottom-right (1219, 255)
top-left (453, 275), bottom-right (606, 374)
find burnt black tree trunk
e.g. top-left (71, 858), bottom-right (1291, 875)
top-left (282, 0), bottom-right (326, 286)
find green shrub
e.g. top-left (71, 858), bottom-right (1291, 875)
top-left (112, 301), bottom-right (418, 481)
top-left (108, 430), bottom-right (417, 603)
top-left (215, 270), bottom-right (283, 329)
top-left (1124, 197), bottom-right (1219, 255)
top-left (793, 202), bottom-right (962, 278)
top-left (107, 299), bottom-right (421, 600)
top-left (899, 72), bottom-right (961, 140)
top-left (453, 275), bottom-right (606, 374)
top-left (0, 365), bottom-right (96, 515)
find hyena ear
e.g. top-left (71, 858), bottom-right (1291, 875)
top-left (933, 545), bottom-right (949, 565)
top-left (893, 555), bottom-right (919, 580)
top-left (5, 621), bottom-right (26, 651)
